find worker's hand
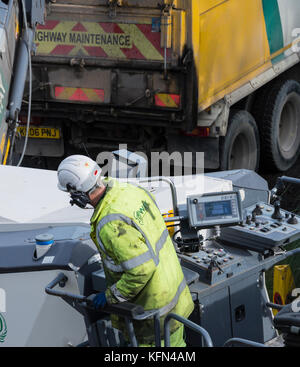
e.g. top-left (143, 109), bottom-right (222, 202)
top-left (92, 292), bottom-right (107, 309)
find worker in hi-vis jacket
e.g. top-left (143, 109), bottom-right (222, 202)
top-left (57, 155), bottom-right (194, 347)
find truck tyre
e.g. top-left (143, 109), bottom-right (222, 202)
top-left (220, 110), bottom-right (260, 171)
top-left (252, 79), bottom-right (300, 172)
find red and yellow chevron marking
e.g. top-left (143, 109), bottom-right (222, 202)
top-left (154, 93), bottom-right (181, 108)
top-left (0, 133), bottom-right (10, 166)
top-left (55, 86), bottom-right (105, 103)
top-left (35, 20), bottom-right (171, 61)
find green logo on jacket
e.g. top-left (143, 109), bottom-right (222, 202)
top-left (134, 201), bottom-right (155, 225)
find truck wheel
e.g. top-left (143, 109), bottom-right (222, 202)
top-left (220, 110), bottom-right (260, 171)
top-left (253, 80), bottom-right (300, 172)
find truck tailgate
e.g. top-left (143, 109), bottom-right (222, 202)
top-left (34, 0), bottom-right (185, 63)
top-left (29, 0), bottom-right (187, 126)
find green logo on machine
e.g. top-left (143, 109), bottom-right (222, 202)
top-left (0, 313), bottom-right (7, 343)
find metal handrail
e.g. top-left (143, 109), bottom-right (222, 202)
top-left (45, 273), bottom-right (156, 347)
top-left (45, 273), bottom-right (88, 303)
top-left (139, 176), bottom-right (179, 216)
top-left (266, 302), bottom-right (284, 311)
top-left (46, 274), bottom-right (269, 348)
top-left (223, 338), bottom-right (266, 348)
top-left (164, 313), bottom-right (213, 347)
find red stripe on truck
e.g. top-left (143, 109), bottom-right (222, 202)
top-left (120, 44), bottom-right (146, 60)
top-left (55, 86), bottom-right (64, 98)
top-left (84, 46), bottom-right (108, 58)
top-left (37, 20), bottom-right (60, 30)
top-left (136, 24), bottom-right (163, 56)
top-left (69, 89), bottom-right (89, 102)
top-left (100, 22), bottom-right (124, 34)
top-left (94, 89), bottom-right (105, 101)
top-left (72, 23), bottom-right (88, 32)
top-left (136, 24), bottom-right (171, 59)
top-left (50, 45), bottom-right (75, 56)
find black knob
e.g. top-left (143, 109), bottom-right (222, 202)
top-left (246, 215), bottom-right (252, 225)
top-left (253, 204), bottom-right (263, 216)
top-left (272, 201), bottom-right (283, 221)
top-left (288, 214), bottom-right (298, 225)
top-left (193, 199), bottom-right (198, 204)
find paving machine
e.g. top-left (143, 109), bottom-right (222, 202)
top-left (1, 168), bottom-right (300, 347)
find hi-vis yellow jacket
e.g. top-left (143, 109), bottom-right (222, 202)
top-left (90, 179), bottom-right (194, 344)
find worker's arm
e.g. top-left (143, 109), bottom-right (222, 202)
top-left (99, 220), bottom-right (157, 304)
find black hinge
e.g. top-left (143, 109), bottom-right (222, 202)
top-left (107, 0), bottom-right (122, 18)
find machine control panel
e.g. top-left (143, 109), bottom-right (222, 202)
top-left (178, 243), bottom-right (245, 285)
top-left (187, 191), bottom-right (243, 229)
top-left (220, 202), bottom-right (300, 252)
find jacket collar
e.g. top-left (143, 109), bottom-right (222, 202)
top-left (90, 178), bottom-right (115, 224)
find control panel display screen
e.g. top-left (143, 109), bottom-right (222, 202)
top-left (204, 200), bottom-right (232, 218)
top-left (188, 192), bottom-right (242, 229)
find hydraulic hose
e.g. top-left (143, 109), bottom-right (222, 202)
top-left (16, 0), bottom-right (33, 167)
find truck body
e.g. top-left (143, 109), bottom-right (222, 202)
top-left (0, 0), bottom-right (45, 166)
top-left (16, 0), bottom-right (300, 171)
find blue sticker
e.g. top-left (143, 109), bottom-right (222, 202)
top-left (152, 18), bottom-right (161, 33)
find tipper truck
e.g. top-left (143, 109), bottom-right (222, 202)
top-left (14, 0), bottom-right (300, 172)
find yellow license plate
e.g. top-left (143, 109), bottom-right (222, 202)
top-left (17, 127), bottom-right (60, 140)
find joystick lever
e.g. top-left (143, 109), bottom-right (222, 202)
top-left (252, 204), bottom-right (263, 216)
top-left (272, 200), bottom-right (283, 221)
top-left (288, 214), bottom-right (298, 225)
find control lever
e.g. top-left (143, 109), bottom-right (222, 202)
top-left (246, 215), bottom-right (252, 225)
top-left (271, 176), bottom-right (300, 203)
top-left (288, 214), bottom-right (298, 225)
top-left (272, 200), bottom-right (283, 221)
top-left (206, 256), bottom-right (224, 280)
top-left (252, 204), bottom-right (263, 216)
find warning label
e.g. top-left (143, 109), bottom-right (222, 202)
top-left (34, 20), bottom-right (168, 61)
top-left (35, 31), bottom-right (132, 48)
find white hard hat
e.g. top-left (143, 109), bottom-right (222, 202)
top-left (57, 155), bottom-right (102, 193)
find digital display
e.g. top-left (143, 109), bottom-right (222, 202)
top-left (204, 200), bottom-right (232, 218)
top-left (187, 192), bottom-right (242, 229)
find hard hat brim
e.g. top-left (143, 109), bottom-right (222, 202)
top-left (57, 182), bottom-right (69, 192)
